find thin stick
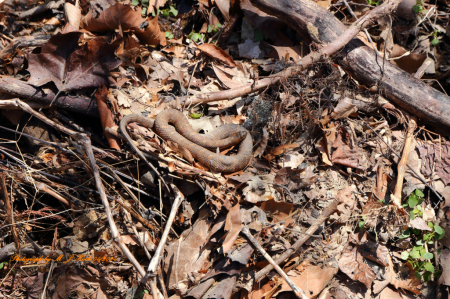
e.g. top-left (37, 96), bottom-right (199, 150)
top-left (40, 261), bottom-right (55, 299)
top-left (353, 117), bottom-right (445, 204)
top-left (106, 168), bottom-right (158, 232)
top-left (150, 278), bottom-right (161, 299)
top-left (79, 135), bottom-right (147, 279)
top-left (392, 117), bottom-right (417, 207)
top-left (241, 226), bottom-right (308, 299)
top-left (146, 185), bottom-right (184, 276)
top-left (180, 0), bottom-right (401, 106)
top-left (341, 0), bottom-right (381, 57)
top-left (1, 172), bottom-right (20, 251)
top-left (2, 99), bottom-right (148, 281)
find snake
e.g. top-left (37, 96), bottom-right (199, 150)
top-left (120, 109), bottom-right (253, 172)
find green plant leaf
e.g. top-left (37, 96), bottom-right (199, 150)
top-left (0, 262), bottom-right (4, 270)
top-left (424, 262), bottom-right (434, 272)
top-left (193, 33), bottom-right (201, 42)
top-left (410, 210), bottom-right (416, 220)
top-left (420, 247), bottom-right (427, 256)
top-left (423, 271), bottom-right (432, 281)
top-left (408, 194), bottom-right (419, 208)
top-left (435, 225), bottom-right (445, 240)
top-left (216, 23), bottom-right (222, 28)
top-left (435, 225), bottom-right (444, 235)
top-left (169, 5), bottom-right (178, 16)
top-left (414, 271), bottom-right (422, 280)
top-left (358, 220), bottom-right (364, 229)
top-left (422, 252), bottom-right (433, 259)
top-left (416, 240), bottom-right (424, 246)
top-left (410, 249), bottom-right (421, 259)
top-left (162, 10), bottom-right (170, 17)
top-left (132, 0), bottom-right (140, 5)
top-left (412, 4), bottom-right (423, 13)
top-left (207, 24), bottom-right (214, 33)
top-left (415, 189), bottom-right (424, 197)
top-left (190, 113), bottom-right (202, 119)
top-left (399, 228), bottom-right (411, 239)
top-left (401, 251), bottom-right (409, 260)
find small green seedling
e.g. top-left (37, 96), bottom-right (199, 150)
top-left (207, 23), bottom-right (222, 34)
top-left (398, 189), bottom-right (444, 282)
top-left (358, 216), bottom-right (367, 229)
top-left (412, 0), bottom-right (427, 14)
top-left (152, 5), bottom-right (178, 17)
top-left (432, 29), bottom-right (440, 46)
top-left (165, 31), bottom-right (174, 39)
top-left (188, 31), bottom-right (205, 43)
top-left (0, 262), bottom-right (7, 270)
top-left (366, 0), bottom-right (380, 6)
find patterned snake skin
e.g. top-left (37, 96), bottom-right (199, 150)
top-left (120, 109), bottom-right (253, 172)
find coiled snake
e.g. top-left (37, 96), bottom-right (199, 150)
top-left (120, 109), bottom-right (253, 172)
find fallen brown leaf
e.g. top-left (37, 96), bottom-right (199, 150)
top-left (27, 32), bottom-right (122, 92)
top-left (82, 3), bottom-right (166, 46)
top-left (198, 43), bottom-right (237, 67)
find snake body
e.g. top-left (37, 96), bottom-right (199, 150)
top-left (120, 109), bottom-right (253, 172)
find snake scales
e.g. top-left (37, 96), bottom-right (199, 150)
top-left (120, 109), bottom-right (253, 172)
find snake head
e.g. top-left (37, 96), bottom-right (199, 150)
top-left (229, 131), bottom-right (247, 144)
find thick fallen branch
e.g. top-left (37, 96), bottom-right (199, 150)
top-left (0, 77), bottom-right (99, 116)
top-left (249, 0), bottom-right (450, 129)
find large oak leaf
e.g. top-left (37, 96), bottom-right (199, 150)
top-left (82, 3), bottom-right (165, 46)
top-left (27, 32), bottom-right (122, 91)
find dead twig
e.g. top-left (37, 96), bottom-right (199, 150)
top-left (354, 117), bottom-right (445, 205)
top-left (146, 185), bottom-right (184, 277)
top-left (1, 172), bottom-right (20, 252)
top-left (181, 0), bottom-right (401, 106)
top-left (253, 199), bottom-right (338, 281)
top-left (1, 98), bottom-right (149, 283)
top-left (391, 117), bottom-right (417, 207)
top-left (241, 226), bottom-right (308, 299)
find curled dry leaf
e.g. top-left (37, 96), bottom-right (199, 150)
top-left (27, 32), bottom-right (122, 92)
top-left (338, 245), bottom-right (376, 288)
top-left (215, 0), bottom-right (230, 20)
top-left (82, 3), bottom-right (166, 46)
top-left (263, 142), bottom-right (298, 162)
top-left (222, 203), bottom-right (242, 253)
top-left (197, 44), bottom-right (237, 67)
top-left (409, 217), bottom-right (433, 231)
top-left (277, 261), bottom-right (338, 298)
top-left (64, 2), bottom-right (81, 29)
top-left (330, 97), bottom-right (358, 119)
top-left (331, 130), bottom-right (367, 170)
top-left (390, 262), bottom-right (422, 294)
